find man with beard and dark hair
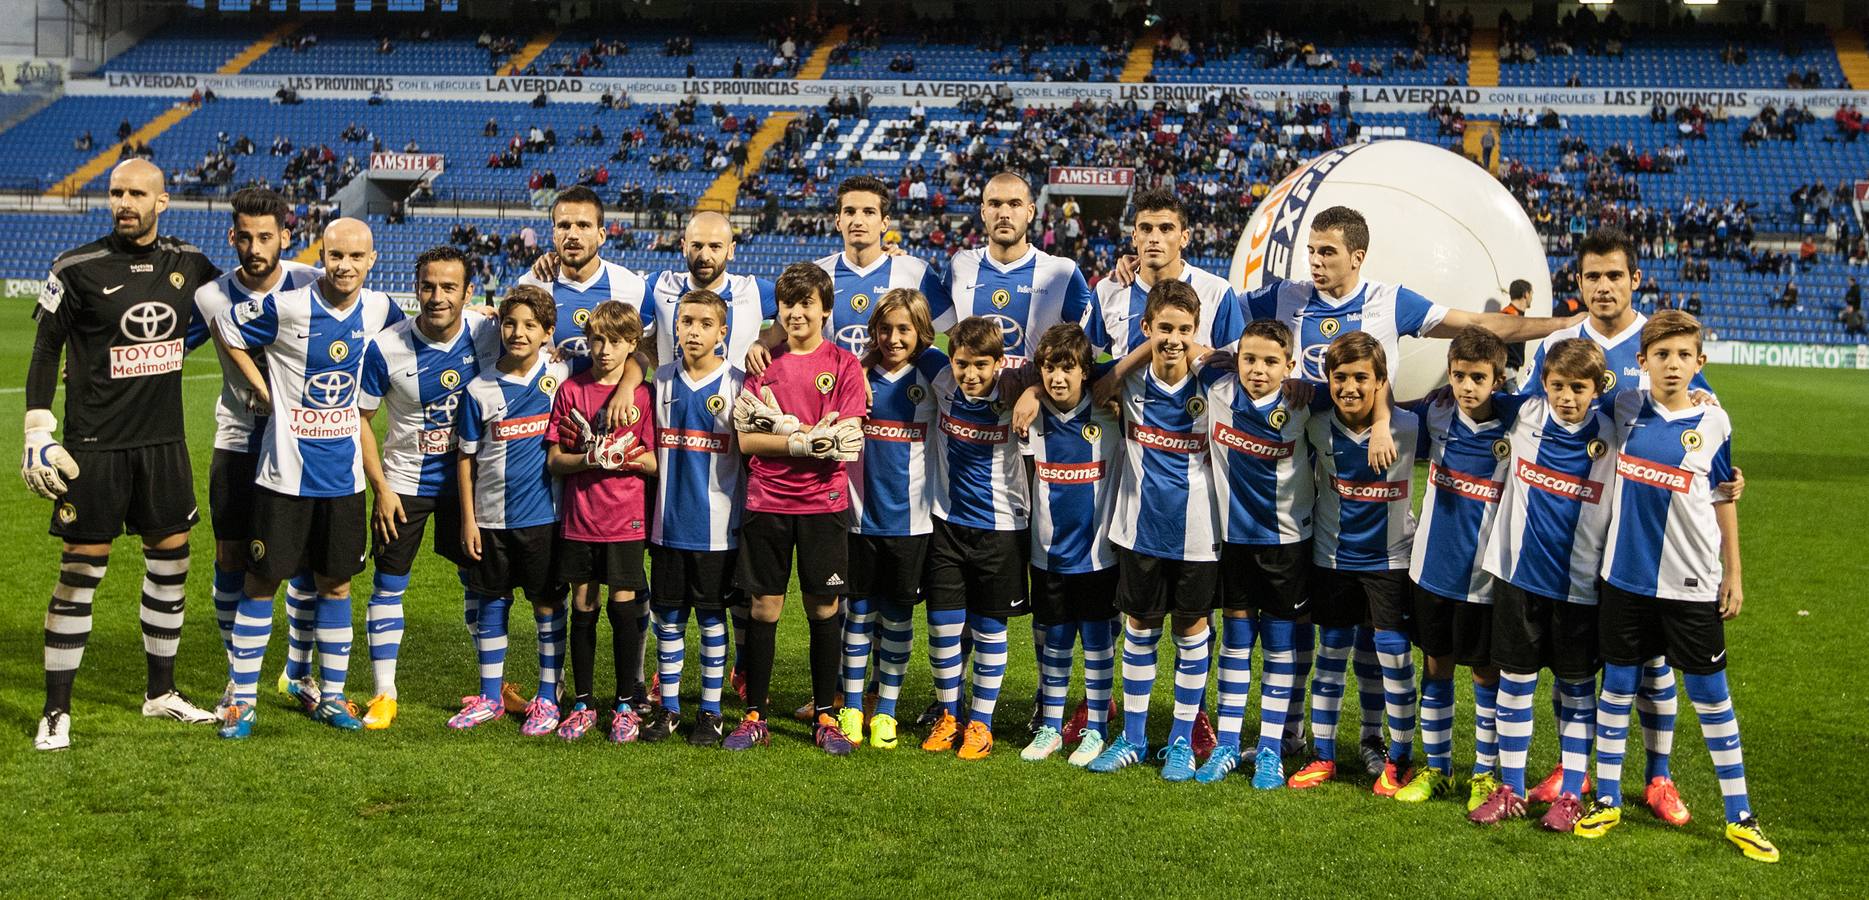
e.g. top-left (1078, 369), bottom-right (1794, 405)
top-left (517, 185), bottom-right (650, 374)
top-left (24, 158), bottom-right (222, 750)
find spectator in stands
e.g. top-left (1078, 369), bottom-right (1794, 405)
top-left (368, 88), bottom-right (384, 106)
top-left (116, 119), bottom-right (132, 142)
top-left (531, 91), bottom-right (547, 109)
top-left (1501, 278), bottom-right (1531, 371)
top-left (484, 118), bottom-right (499, 137)
top-left (1773, 279), bottom-right (1800, 310)
top-left (73, 131), bottom-right (92, 152)
top-left (1842, 298), bottom-right (1867, 336)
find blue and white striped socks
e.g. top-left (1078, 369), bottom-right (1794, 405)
top-left (366, 571), bottom-right (409, 699)
top-left (1169, 628), bottom-right (1212, 746)
top-left (1079, 618), bottom-right (1114, 739)
top-left (841, 597), bottom-right (876, 710)
top-left (534, 606), bottom-right (566, 704)
top-left (1121, 621), bottom-right (1163, 747)
top-left (967, 616), bottom-right (1009, 728)
top-left (1037, 623), bottom-right (1076, 732)
top-left (1472, 679), bottom-right (1500, 776)
top-left (474, 593), bottom-right (511, 700)
top-left (873, 601), bottom-right (914, 720)
top-left (1214, 616), bottom-right (1257, 753)
top-left (1420, 675), bottom-right (1455, 775)
top-left (1309, 625), bottom-right (1355, 761)
top-left (927, 607), bottom-right (966, 716)
top-left (1496, 671), bottom-right (1540, 795)
top-left (1555, 677), bottom-right (1596, 797)
top-left (1372, 628), bottom-right (1417, 763)
top-left (1256, 616), bottom-right (1298, 757)
top-left (314, 594), bottom-right (353, 698)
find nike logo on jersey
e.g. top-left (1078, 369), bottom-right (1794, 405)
top-left (102, 284), bottom-right (124, 295)
top-left (1711, 649), bottom-right (1727, 663)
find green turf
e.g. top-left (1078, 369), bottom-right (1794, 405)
top-left (1, 309), bottom-right (1865, 896)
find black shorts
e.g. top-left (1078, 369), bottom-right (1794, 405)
top-left (208, 448), bottom-right (258, 542)
top-left (735, 509), bottom-right (850, 597)
top-left (1114, 546), bottom-right (1219, 621)
top-left (1311, 567), bottom-right (1409, 631)
top-left (1030, 565), bottom-right (1118, 626)
top-left (466, 523), bottom-right (557, 602)
top-left (370, 492), bottom-right (469, 575)
top-left (556, 537), bottom-right (648, 591)
top-left (1598, 581), bottom-right (1727, 675)
top-left (848, 533), bottom-right (929, 605)
top-left (1219, 541), bottom-right (1311, 619)
top-left (650, 543), bottom-right (740, 611)
top-left (1412, 584), bottom-right (1494, 668)
top-left (248, 489), bottom-right (367, 583)
top-left (51, 442), bottom-right (198, 543)
top-left (925, 518), bottom-right (1030, 618)
top-left (1492, 582), bottom-right (1600, 679)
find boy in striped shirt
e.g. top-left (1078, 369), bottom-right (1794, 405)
top-left (1576, 310), bottom-right (1777, 862)
top-left (648, 290), bottom-right (745, 748)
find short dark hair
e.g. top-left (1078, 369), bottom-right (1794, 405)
top-left (1131, 189), bottom-right (1187, 227)
top-left (499, 284), bottom-right (557, 333)
top-left (551, 185), bottom-right (606, 227)
top-left (1324, 330), bottom-right (1387, 381)
top-left (1034, 322), bottom-right (1093, 372)
top-left (775, 261), bottom-right (833, 311)
top-left (1239, 318), bottom-right (1293, 357)
top-left (1447, 325), bottom-right (1507, 377)
top-left (1542, 337), bottom-right (1607, 391)
top-left (230, 187), bottom-right (290, 229)
top-left (1311, 206), bottom-right (1370, 254)
top-left (835, 175), bottom-right (892, 216)
top-left (1641, 308), bottom-right (1704, 353)
top-left (1578, 227), bottom-right (1639, 272)
top-left (415, 245), bottom-right (468, 282)
top-left (677, 288), bottom-right (728, 323)
top-left (949, 316), bottom-right (1004, 359)
top-left (1142, 280), bottom-right (1201, 324)
top-left (1509, 279), bottom-right (1533, 300)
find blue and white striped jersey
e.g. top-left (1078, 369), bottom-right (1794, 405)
top-left (1307, 407), bottom-right (1419, 572)
top-left (457, 356), bottom-right (568, 530)
top-left (849, 348), bottom-right (945, 537)
top-left (1109, 366), bottom-right (1221, 562)
top-left (1408, 398), bottom-right (1528, 603)
top-left (1482, 396), bottom-right (1621, 604)
top-left (928, 367), bottom-right (1028, 531)
top-left (938, 247), bottom-right (1093, 367)
top-left (816, 251), bottom-right (952, 359)
top-left (517, 260), bottom-right (648, 371)
top-left (1082, 262), bottom-right (1246, 356)
top-left (1030, 396), bottom-right (1122, 573)
top-left (359, 314), bottom-right (503, 498)
top-left (220, 282), bottom-right (405, 498)
top-left (193, 261), bottom-right (322, 453)
top-left (1521, 312), bottom-right (1714, 397)
top-left (644, 270), bottom-right (774, 365)
top-left (1601, 390), bottom-right (1736, 603)
top-left (1245, 276), bottom-right (1450, 382)
top-left (1206, 377), bottom-right (1323, 546)
top-left (650, 361), bottom-right (744, 552)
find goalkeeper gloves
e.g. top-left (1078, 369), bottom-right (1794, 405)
top-left (22, 409), bottom-right (79, 500)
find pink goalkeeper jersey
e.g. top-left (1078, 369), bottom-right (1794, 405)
top-left (745, 339), bottom-right (867, 515)
top-left (550, 374), bottom-right (654, 542)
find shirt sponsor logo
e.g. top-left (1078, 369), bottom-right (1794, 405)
top-left (1616, 453), bottom-right (1692, 493)
top-left (940, 414), bottom-right (1008, 445)
top-left (1128, 423), bottom-right (1206, 453)
top-left (109, 339), bottom-right (185, 378)
top-left (120, 301), bottom-right (177, 341)
top-left (287, 405), bottom-right (360, 439)
top-left (494, 413), bottom-right (551, 441)
top-left (659, 428), bottom-right (728, 452)
top-left (1429, 462), bottom-right (1503, 503)
top-left (1333, 476), bottom-right (1409, 501)
top-left (129, 263), bottom-right (154, 273)
top-left (1515, 458), bottom-right (1604, 503)
top-left (417, 426), bottom-right (457, 455)
top-left (1036, 459), bottom-right (1103, 484)
top-left (864, 419), bottom-right (927, 442)
top-left (1212, 422), bottom-right (1293, 460)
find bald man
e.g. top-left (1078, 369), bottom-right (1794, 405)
top-left (211, 217), bottom-right (408, 738)
top-left (25, 159), bottom-right (223, 749)
top-left (937, 172), bottom-right (1092, 367)
top-left (642, 211), bottom-right (777, 366)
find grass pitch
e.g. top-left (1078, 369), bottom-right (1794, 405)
top-left (0, 309), bottom-right (1865, 896)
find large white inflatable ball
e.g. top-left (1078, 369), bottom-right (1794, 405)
top-left (1230, 139), bottom-right (1551, 401)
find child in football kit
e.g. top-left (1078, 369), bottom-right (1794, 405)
top-left (729, 262), bottom-right (867, 755)
top-left (647, 290), bottom-right (745, 748)
top-left (1576, 311), bottom-right (1777, 862)
top-left (1283, 331), bottom-right (1413, 794)
top-left (1019, 322), bottom-right (1122, 766)
top-left (547, 301), bottom-right (657, 742)
top-left (845, 288), bottom-right (946, 750)
top-left (918, 316), bottom-right (1040, 761)
top-left (450, 286), bottom-right (571, 731)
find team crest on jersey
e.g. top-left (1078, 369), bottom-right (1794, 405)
top-left (55, 502), bottom-right (76, 525)
top-left (991, 400), bottom-right (1009, 416)
top-left (1186, 396), bottom-right (1207, 417)
top-left (1586, 438), bottom-right (1608, 460)
top-left (168, 272), bottom-right (185, 290)
top-left (539, 375), bottom-right (559, 395)
top-left (573, 308), bottom-right (591, 327)
top-left (1601, 370), bottom-right (1618, 391)
top-left (1270, 408), bottom-right (1289, 430)
top-left (1681, 430), bottom-right (1703, 451)
top-left (249, 540), bottom-right (266, 560)
top-left (621, 404), bottom-right (641, 425)
top-left (706, 394), bottom-right (726, 413)
top-left (1493, 438), bottom-right (1512, 460)
top-left (815, 372), bottom-right (836, 394)
top-left (328, 340), bottom-right (350, 362)
top-left (907, 384), bottom-right (926, 403)
top-left (851, 293), bottom-right (870, 313)
top-left (440, 369), bottom-right (461, 389)
top-left (1081, 423), bottom-right (1102, 441)
top-left (991, 288), bottom-right (1011, 309)
top-left (1320, 318), bottom-right (1341, 337)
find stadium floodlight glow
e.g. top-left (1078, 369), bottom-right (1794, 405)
top-left (1579, 0), bottom-right (1613, 5)
top-left (1682, 0), bottom-right (1717, 6)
